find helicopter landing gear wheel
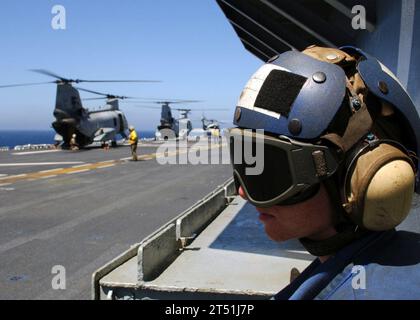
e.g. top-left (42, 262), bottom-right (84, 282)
top-left (159, 128), bottom-right (176, 141)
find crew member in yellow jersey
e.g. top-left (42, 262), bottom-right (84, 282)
top-left (128, 125), bottom-right (139, 161)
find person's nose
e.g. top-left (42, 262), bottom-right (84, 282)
top-left (238, 186), bottom-right (248, 200)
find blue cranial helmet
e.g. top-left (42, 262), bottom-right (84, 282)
top-left (233, 46), bottom-right (420, 194)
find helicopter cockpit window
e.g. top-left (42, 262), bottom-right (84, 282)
top-left (71, 96), bottom-right (78, 107)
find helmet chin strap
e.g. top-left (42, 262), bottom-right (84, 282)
top-left (299, 175), bottom-right (370, 257)
top-left (299, 224), bottom-right (368, 257)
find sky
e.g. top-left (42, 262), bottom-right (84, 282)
top-left (0, 0), bottom-right (262, 131)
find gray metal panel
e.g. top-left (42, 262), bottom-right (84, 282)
top-left (353, 0), bottom-right (401, 75)
top-left (99, 197), bottom-right (313, 300)
top-left (92, 244), bottom-right (140, 300)
top-left (217, 0), bottom-right (419, 111)
top-left (95, 178), bottom-right (237, 299)
top-left (407, 2), bottom-right (420, 110)
top-left (216, 0), bottom-right (377, 55)
top-left (138, 223), bottom-right (179, 282)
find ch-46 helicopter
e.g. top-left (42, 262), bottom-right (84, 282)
top-left (0, 69), bottom-right (160, 148)
top-left (200, 115), bottom-right (229, 131)
top-left (133, 100), bottom-right (227, 140)
top-left (187, 115), bottom-right (230, 141)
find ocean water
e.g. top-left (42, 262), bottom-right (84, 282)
top-left (0, 130), bottom-right (156, 148)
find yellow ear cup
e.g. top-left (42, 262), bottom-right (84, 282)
top-left (346, 143), bottom-right (416, 230)
top-left (363, 160), bottom-right (415, 231)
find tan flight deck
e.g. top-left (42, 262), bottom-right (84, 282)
top-left (93, 179), bottom-right (313, 300)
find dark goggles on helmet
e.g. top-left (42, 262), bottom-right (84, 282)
top-left (228, 128), bottom-right (340, 208)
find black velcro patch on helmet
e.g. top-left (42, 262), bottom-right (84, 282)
top-left (254, 70), bottom-right (307, 117)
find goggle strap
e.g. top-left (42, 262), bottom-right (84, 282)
top-left (312, 150), bottom-right (329, 178)
top-left (321, 101), bottom-right (373, 153)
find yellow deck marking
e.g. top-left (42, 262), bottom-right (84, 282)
top-left (96, 164), bottom-right (116, 169)
top-left (66, 169), bottom-right (90, 175)
top-left (40, 175), bottom-right (58, 179)
top-left (0, 143), bottom-right (226, 185)
top-left (40, 168), bottom-right (63, 173)
top-left (72, 164), bottom-right (92, 168)
top-left (12, 174), bottom-right (27, 178)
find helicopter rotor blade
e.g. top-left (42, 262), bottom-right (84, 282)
top-left (105, 97), bottom-right (177, 102)
top-left (76, 87), bottom-right (135, 100)
top-left (93, 97), bottom-right (151, 102)
top-left (0, 81), bottom-right (56, 89)
top-left (76, 87), bottom-right (110, 96)
top-left (131, 105), bottom-right (163, 110)
top-left (172, 108), bottom-right (192, 111)
top-left (79, 80), bottom-right (161, 83)
top-left (30, 69), bottom-right (67, 81)
top-left (121, 98), bottom-right (199, 103)
top-left (126, 104), bottom-right (228, 113)
top-left (154, 100), bottom-right (202, 104)
top-left (81, 97), bottom-right (109, 101)
top-left (125, 100), bottom-right (203, 105)
top-left (173, 108), bottom-right (228, 112)
top-left (30, 69), bottom-right (161, 84)
top-left (198, 109), bottom-right (229, 112)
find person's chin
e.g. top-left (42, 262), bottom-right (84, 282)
top-left (263, 224), bottom-right (294, 242)
top-left (258, 212), bottom-right (275, 222)
top-left (265, 231), bottom-right (291, 242)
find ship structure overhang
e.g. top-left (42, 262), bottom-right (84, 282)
top-left (216, 0), bottom-right (377, 61)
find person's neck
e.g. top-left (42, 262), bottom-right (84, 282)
top-left (309, 227), bottom-right (337, 263)
top-left (318, 255), bottom-right (331, 263)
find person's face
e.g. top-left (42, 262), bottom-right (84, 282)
top-left (239, 184), bottom-right (337, 242)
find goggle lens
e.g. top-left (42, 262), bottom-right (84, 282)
top-left (231, 140), bottom-right (293, 202)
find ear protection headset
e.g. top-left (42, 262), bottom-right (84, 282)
top-left (341, 138), bottom-right (416, 231)
top-left (335, 47), bottom-right (419, 231)
top-left (303, 46), bottom-right (419, 232)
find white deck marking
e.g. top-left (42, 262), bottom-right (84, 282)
top-left (40, 168), bottom-right (63, 173)
top-left (0, 146), bottom-right (213, 185)
top-left (0, 162), bottom-right (84, 167)
top-left (10, 174), bottom-right (27, 178)
top-left (97, 164), bottom-right (116, 169)
top-left (0, 187), bottom-right (14, 191)
top-left (0, 183), bottom-right (12, 187)
top-left (40, 175), bottom-right (58, 180)
top-left (12, 150), bottom-right (62, 156)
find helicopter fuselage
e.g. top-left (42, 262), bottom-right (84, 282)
top-left (52, 84), bottom-right (128, 148)
top-left (155, 104), bottom-right (193, 140)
